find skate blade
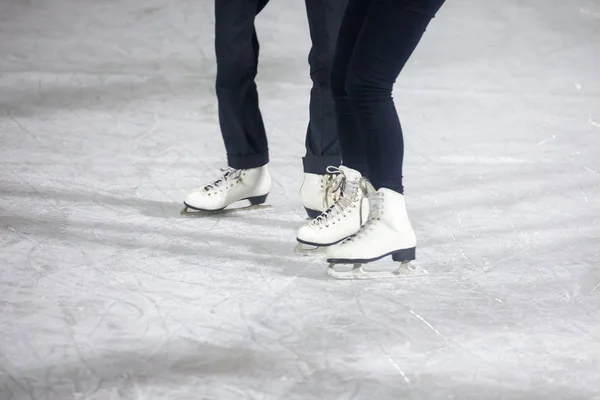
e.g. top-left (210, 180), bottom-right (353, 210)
top-left (294, 243), bottom-right (327, 257)
top-left (180, 204), bottom-right (272, 217)
top-left (326, 262), bottom-right (427, 280)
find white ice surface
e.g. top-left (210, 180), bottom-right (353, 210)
top-left (1, 0), bottom-right (600, 399)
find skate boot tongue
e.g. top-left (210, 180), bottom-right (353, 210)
top-left (338, 166), bottom-right (361, 181)
top-left (338, 166), bottom-right (367, 202)
top-left (311, 167), bottom-right (367, 227)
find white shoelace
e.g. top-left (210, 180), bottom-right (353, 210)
top-left (344, 191), bottom-right (384, 242)
top-left (202, 168), bottom-right (242, 192)
top-left (311, 168), bottom-right (368, 229)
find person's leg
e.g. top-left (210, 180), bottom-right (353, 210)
top-left (325, 0), bottom-right (446, 274)
top-left (302, 0), bottom-right (347, 174)
top-left (299, 0), bottom-right (349, 219)
top-left (295, 0), bottom-right (372, 249)
top-left (345, 0), bottom-right (445, 193)
top-left (215, 0), bottom-right (271, 170)
top-left (330, 0), bottom-right (371, 177)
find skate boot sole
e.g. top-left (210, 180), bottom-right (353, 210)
top-left (296, 236), bottom-right (346, 248)
top-left (295, 237), bottom-right (349, 257)
top-left (327, 247), bottom-right (424, 280)
top-left (181, 194), bottom-right (269, 216)
top-left (327, 247), bottom-right (416, 265)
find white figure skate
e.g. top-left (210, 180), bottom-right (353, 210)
top-left (326, 188), bottom-right (426, 279)
top-left (300, 169), bottom-right (344, 219)
top-left (181, 166), bottom-right (272, 215)
top-left (295, 166), bottom-right (373, 255)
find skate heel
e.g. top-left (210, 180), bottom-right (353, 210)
top-left (248, 194), bottom-right (268, 205)
top-left (304, 207), bottom-right (321, 219)
top-left (391, 247), bottom-right (416, 262)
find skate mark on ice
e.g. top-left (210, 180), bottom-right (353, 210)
top-left (576, 184), bottom-right (589, 204)
top-left (4, 168), bottom-right (58, 212)
top-left (60, 303), bottom-right (100, 381)
top-left (446, 226), bottom-right (483, 273)
top-left (584, 167), bottom-right (600, 177)
top-left (353, 294), bottom-right (412, 385)
top-left (457, 280), bottom-right (504, 304)
top-left (433, 193), bottom-right (485, 274)
top-left (587, 281), bottom-right (600, 297)
top-left (488, 192), bottom-right (518, 234)
top-left (87, 299), bottom-right (118, 339)
top-left (580, 7), bottom-right (600, 18)
top-left (537, 135), bottom-right (556, 146)
top-left (257, 271), bottom-right (311, 314)
top-left (568, 321), bottom-right (600, 345)
top-left (4, 224), bottom-right (37, 247)
top-left (384, 351), bottom-right (411, 385)
top-left (548, 265), bottom-right (576, 303)
top-left (0, 364), bottom-right (35, 400)
top-left (406, 307), bottom-right (488, 363)
top-left (132, 110), bottom-right (160, 143)
top-left (408, 309), bottom-right (448, 341)
top-left (6, 111), bottom-right (44, 146)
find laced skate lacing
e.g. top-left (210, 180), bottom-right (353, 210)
top-left (311, 168), bottom-right (368, 230)
top-left (321, 166), bottom-right (344, 209)
top-left (342, 191), bottom-right (384, 243)
top-left (202, 168), bottom-right (242, 193)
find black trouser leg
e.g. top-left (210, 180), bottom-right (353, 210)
top-left (215, 0), bottom-right (270, 170)
top-left (302, 0), bottom-right (347, 174)
top-left (334, 0), bottom-right (445, 192)
top-left (330, 0), bottom-right (370, 177)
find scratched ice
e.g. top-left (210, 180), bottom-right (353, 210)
top-left (1, 0), bottom-right (599, 399)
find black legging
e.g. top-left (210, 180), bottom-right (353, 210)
top-left (332, 0), bottom-right (445, 194)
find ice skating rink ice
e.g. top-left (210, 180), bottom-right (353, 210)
top-left (1, 0), bottom-right (600, 398)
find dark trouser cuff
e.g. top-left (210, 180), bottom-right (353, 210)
top-left (302, 155), bottom-right (342, 174)
top-left (227, 152), bottom-right (269, 170)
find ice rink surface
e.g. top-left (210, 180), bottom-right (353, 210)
top-left (1, 0), bottom-right (600, 399)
